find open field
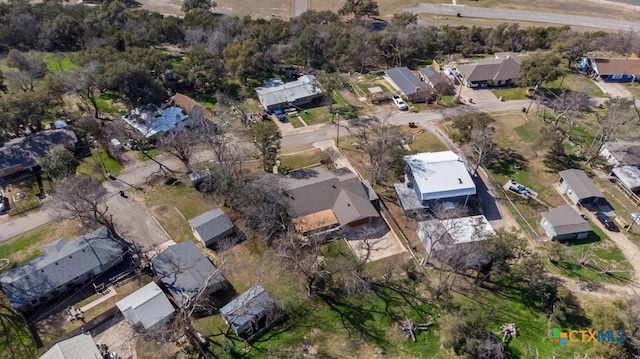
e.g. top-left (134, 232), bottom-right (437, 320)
top-left (415, 0), bottom-right (640, 22)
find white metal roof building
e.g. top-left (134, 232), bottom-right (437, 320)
top-left (116, 282), bottom-right (175, 330)
top-left (255, 75), bottom-right (323, 110)
top-left (418, 215), bottom-right (495, 253)
top-left (40, 333), bottom-right (102, 359)
top-left (612, 165), bottom-right (640, 192)
top-left (404, 151), bottom-right (476, 202)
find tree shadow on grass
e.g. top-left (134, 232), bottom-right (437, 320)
top-left (370, 282), bottom-right (434, 324)
top-left (318, 293), bottom-right (391, 349)
top-left (486, 148), bottom-right (528, 177)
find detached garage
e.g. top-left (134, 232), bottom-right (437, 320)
top-left (541, 205), bottom-right (592, 241)
top-left (558, 169), bottom-right (605, 206)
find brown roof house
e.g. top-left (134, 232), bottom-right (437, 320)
top-left (279, 167), bottom-right (379, 235)
top-left (172, 93), bottom-right (204, 126)
top-left (454, 54), bottom-right (521, 87)
top-left (579, 56), bottom-right (640, 82)
top-left (541, 205), bottom-right (592, 241)
top-left (418, 66), bottom-right (455, 95)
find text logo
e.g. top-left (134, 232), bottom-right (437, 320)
top-left (550, 328), bottom-right (626, 347)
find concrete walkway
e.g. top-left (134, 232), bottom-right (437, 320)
top-left (80, 286), bottom-right (117, 312)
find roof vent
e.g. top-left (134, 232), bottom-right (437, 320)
top-left (458, 178), bottom-right (463, 184)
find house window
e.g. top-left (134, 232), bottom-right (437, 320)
top-left (611, 74), bottom-right (623, 80)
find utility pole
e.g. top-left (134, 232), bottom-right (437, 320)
top-left (335, 113), bottom-right (340, 148)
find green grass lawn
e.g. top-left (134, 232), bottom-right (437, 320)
top-left (491, 86), bottom-right (528, 101)
top-left (548, 224), bottom-right (632, 283)
top-left (288, 114), bottom-right (306, 128)
top-left (279, 149), bottom-right (322, 170)
top-left (77, 146), bottom-right (122, 179)
top-left (543, 73), bottom-right (605, 98)
top-left (299, 107), bottom-right (333, 126)
top-left (95, 92), bottom-right (127, 115)
top-left (0, 295), bottom-right (38, 359)
top-left (136, 148), bottom-right (159, 162)
top-left (43, 53), bottom-right (77, 73)
top-left (405, 126), bottom-right (448, 153)
top-left (143, 184), bottom-right (213, 242)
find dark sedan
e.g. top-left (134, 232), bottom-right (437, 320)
top-left (596, 212), bottom-right (618, 231)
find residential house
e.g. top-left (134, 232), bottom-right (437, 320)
top-left (151, 241), bottom-right (227, 308)
top-left (558, 169), bottom-right (605, 206)
top-left (454, 54), bottom-right (521, 87)
top-left (172, 93), bottom-right (204, 125)
top-left (40, 332), bottom-right (102, 359)
top-left (396, 151), bottom-right (476, 215)
top-left (0, 129), bottom-right (78, 179)
top-left (612, 165), bottom-right (640, 194)
top-left (255, 75), bottom-right (323, 111)
top-left (541, 205), bottom-right (592, 241)
top-left (600, 139), bottom-right (640, 167)
top-left (116, 281), bottom-right (175, 330)
top-left (121, 104), bottom-right (189, 138)
top-left (0, 227), bottom-right (126, 312)
top-left (219, 285), bottom-right (280, 337)
top-left (188, 208), bottom-right (235, 247)
top-left (418, 215), bottom-right (495, 255)
top-left (579, 57), bottom-right (640, 82)
top-left (418, 66), bottom-right (455, 95)
top-left (279, 167), bottom-right (379, 234)
top-left (384, 67), bottom-right (433, 102)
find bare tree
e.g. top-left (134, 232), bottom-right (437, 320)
top-left (5, 69), bottom-right (35, 92)
top-left (157, 126), bottom-right (206, 173)
top-left (273, 230), bottom-right (323, 296)
top-left (549, 90), bottom-right (589, 138)
top-left (359, 117), bottom-right (404, 186)
top-left (64, 61), bottom-right (101, 119)
top-left (53, 175), bottom-right (130, 249)
top-left (588, 97), bottom-right (637, 164)
top-left (469, 126), bottom-right (495, 176)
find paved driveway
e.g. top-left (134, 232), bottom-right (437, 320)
top-left (460, 87), bottom-right (500, 105)
top-left (92, 317), bottom-right (134, 359)
top-left (343, 217), bottom-right (407, 262)
top-left (106, 193), bottom-right (171, 250)
top-left (592, 80), bottom-right (634, 99)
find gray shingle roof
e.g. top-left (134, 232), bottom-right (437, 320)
top-left (188, 208), bottom-right (235, 243)
top-left (151, 241), bottom-right (226, 307)
top-left (385, 67), bottom-right (430, 96)
top-left (0, 129), bottom-right (77, 177)
top-left (40, 333), bottom-right (102, 359)
top-left (219, 285), bottom-right (276, 333)
top-left (559, 169), bottom-right (605, 201)
top-left (280, 167), bottom-right (379, 227)
top-left (116, 281), bottom-right (175, 330)
top-left (0, 227), bottom-right (125, 309)
top-left (542, 205), bottom-right (592, 236)
top-left (456, 57), bottom-right (520, 83)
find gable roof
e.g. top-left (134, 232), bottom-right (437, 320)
top-left (418, 66), bottom-right (448, 86)
top-left (40, 333), bottom-right (102, 359)
top-left (0, 129), bottom-right (78, 177)
top-left (405, 151), bottom-right (476, 201)
top-left (219, 285), bottom-right (276, 332)
top-left (455, 57), bottom-right (520, 83)
top-left (559, 169), bottom-right (605, 200)
top-left (603, 139), bottom-right (640, 166)
top-left (188, 208), bottom-right (235, 243)
top-left (593, 58), bottom-right (640, 76)
top-left (151, 241), bottom-right (226, 307)
top-left (116, 281), bottom-right (175, 329)
top-left (542, 205), bottom-right (592, 236)
top-left (172, 93), bottom-right (200, 116)
top-left (280, 167), bottom-right (379, 230)
top-left (255, 75), bottom-right (322, 108)
top-left (385, 67), bottom-right (430, 96)
top-left (0, 227), bottom-right (125, 309)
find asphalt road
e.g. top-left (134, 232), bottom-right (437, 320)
top-left (405, 4), bottom-right (639, 31)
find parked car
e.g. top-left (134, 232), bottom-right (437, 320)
top-left (596, 212), bottom-right (618, 231)
top-left (393, 96), bottom-right (408, 111)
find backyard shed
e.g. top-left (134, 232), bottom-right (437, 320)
top-left (188, 208), bottom-right (235, 247)
top-left (219, 285), bottom-right (280, 337)
top-left (116, 281), bottom-right (175, 330)
top-left (40, 333), bottom-right (102, 359)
